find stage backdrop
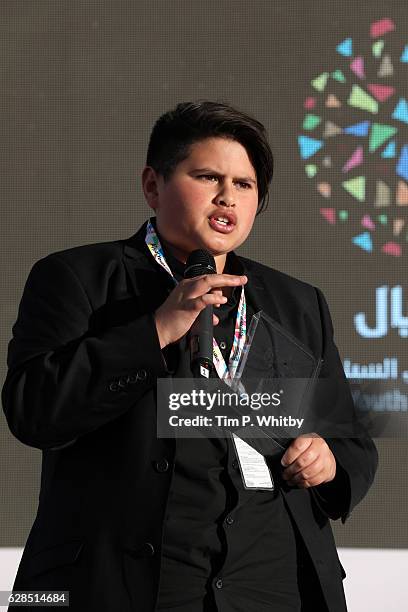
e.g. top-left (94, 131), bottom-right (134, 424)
top-left (1, 0), bottom-right (407, 556)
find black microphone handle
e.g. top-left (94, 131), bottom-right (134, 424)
top-left (189, 303), bottom-right (214, 377)
top-left (184, 249), bottom-right (217, 378)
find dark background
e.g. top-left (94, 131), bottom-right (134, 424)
top-left (1, 0), bottom-right (407, 548)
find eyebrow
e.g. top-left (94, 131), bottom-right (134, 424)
top-left (191, 167), bottom-right (257, 185)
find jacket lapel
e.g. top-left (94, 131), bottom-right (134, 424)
top-left (242, 264), bottom-right (282, 326)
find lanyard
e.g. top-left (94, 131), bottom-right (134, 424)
top-left (145, 218), bottom-right (246, 384)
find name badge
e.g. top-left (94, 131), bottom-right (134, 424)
top-left (231, 433), bottom-right (274, 490)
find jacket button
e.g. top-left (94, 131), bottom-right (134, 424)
top-left (225, 515), bottom-right (234, 525)
top-left (215, 578), bottom-right (223, 589)
top-left (141, 542), bottom-right (155, 557)
top-left (154, 458), bottom-right (169, 473)
top-left (232, 459), bottom-right (239, 470)
top-left (137, 369), bottom-right (147, 381)
top-left (219, 341), bottom-right (227, 350)
top-left (109, 381), bottom-right (119, 392)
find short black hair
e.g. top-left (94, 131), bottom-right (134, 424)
top-left (146, 100), bottom-right (274, 214)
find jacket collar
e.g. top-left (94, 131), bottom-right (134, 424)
top-left (122, 220), bottom-right (165, 297)
top-left (123, 220), bottom-right (155, 272)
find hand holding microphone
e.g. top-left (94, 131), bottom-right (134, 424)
top-left (153, 255), bottom-right (247, 350)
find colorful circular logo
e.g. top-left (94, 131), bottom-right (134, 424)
top-left (298, 17), bottom-right (408, 257)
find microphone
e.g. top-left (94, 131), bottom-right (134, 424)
top-left (184, 250), bottom-right (217, 378)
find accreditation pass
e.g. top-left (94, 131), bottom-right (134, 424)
top-left (231, 433), bottom-right (274, 490)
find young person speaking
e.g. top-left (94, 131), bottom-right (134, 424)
top-left (2, 101), bottom-right (377, 611)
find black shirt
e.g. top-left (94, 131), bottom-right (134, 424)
top-left (155, 246), bottom-right (301, 612)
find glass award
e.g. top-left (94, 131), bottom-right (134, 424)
top-left (229, 310), bottom-right (324, 461)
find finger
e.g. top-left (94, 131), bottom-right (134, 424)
top-left (210, 290), bottom-right (224, 306)
top-left (199, 293), bottom-right (228, 308)
top-left (213, 314), bottom-right (219, 325)
top-left (281, 435), bottom-right (314, 467)
top-left (186, 293), bottom-right (228, 312)
top-left (282, 448), bottom-right (319, 479)
top-left (209, 288), bottom-right (224, 298)
top-left (287, 467), bottom-right (327, 488)
top-left (284, 456), bottom-right (322, 482)
top-left (186, 275), bottom-right (248, 299)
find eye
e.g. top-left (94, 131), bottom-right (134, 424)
top-left (236, 181), bottom-right (252, 189)
top-left (198, 174), bottom-right (218, 181)
top-left (198, 175), bottom-right (252, 189)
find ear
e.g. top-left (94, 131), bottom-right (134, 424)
top-left (141, 166), bottom-right (160, 211)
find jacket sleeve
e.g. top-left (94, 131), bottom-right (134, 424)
top-left (310, 286), bottom-right (378, 523)
top-left (2, 253), bottom-right (168, 450)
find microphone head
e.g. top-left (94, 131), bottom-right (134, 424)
top-left (184, 250), bottom-right (216, 279)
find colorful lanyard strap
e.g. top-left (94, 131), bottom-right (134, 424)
top-left (145, 218), bottom-right (246, 384)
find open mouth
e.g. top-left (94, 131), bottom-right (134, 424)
top-left (208, 213), bottom-right (236, 234)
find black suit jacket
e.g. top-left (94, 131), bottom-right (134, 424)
top-left (2, 220), bottom-right (378, 612)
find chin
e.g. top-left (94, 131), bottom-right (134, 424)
top-left (202, 238), bottom-right (233, 256)
top-left (190, 227), bottom-right (239, 255)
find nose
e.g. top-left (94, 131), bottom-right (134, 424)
top-left (214, 182), bottom-right (236, 207)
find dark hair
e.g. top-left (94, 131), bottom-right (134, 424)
top-left (145, 100), bottom-right (274, 214)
